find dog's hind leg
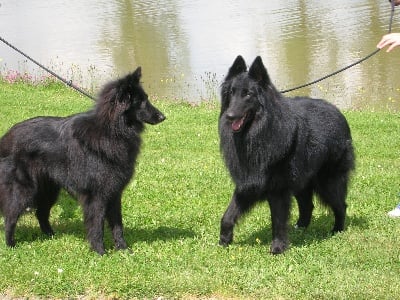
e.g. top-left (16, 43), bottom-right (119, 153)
top-left (106, 195), bottom-right (128, 250)
top-left (316, 173), bottom-right (349, 233)
top-left (4, 188), bottom-right (32, 247)
top-left (267, 191), bottom-right (292, 254)
top-left (81, 194), bottom-right (106, 255)
top-left (220, 190), bottom-right (256, 246)
top-left (35, 183), bottom-right (60, 236)
top-left (294, 185), bottom-right (314, 229)
top-left (4, 216), bottom-right (18, 247)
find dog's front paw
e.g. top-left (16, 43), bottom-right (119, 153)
top-left (270, 239), bottom-right (288, 255)
top-left (91, 243), bottom-right (106, 256)
top-left (219, 236), bottom-right (232, 247)
top-left (115, 240), bottom-right (128, 250)
top-left (5, 238), bottom-right (16, 248)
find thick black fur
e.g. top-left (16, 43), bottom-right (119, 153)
top-left (0, 67), bottom-right (165, 255)
top-left (219, 56), bottom-right (355, 254)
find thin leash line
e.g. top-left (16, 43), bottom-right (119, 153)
top-left (389, 0), bottom-right (396, 33)
top-left (279, 49), bottom-right (381, 94)
top-left (280, 1), bottom-right (396, 94)
top-left (0, 36), bottom-right (96, 100)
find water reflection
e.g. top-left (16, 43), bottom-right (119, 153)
top-left (0, 0), bottom-right (399, 110)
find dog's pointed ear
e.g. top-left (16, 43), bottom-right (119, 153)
top-left (131, 67), bottom-right (142, 82)
top-left (225, 55), bottom-right (247, 80)
top-left (248, 56), bottom-right (270, 87)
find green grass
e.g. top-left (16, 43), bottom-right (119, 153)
top-left (0, 81), bottom-right (399, 299)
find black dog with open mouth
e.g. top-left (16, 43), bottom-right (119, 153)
top-left (219, 56), bottom-right (355, 254)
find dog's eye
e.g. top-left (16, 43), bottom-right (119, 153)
top-left (230, 87), bottom-right (235, 95)
top-left (242, 89), bottom-right (252, 98)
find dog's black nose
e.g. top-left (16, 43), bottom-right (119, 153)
top-left (226, 112), bottom-right (237, 121)
top-left (158, 113), bottom-right (166, 122)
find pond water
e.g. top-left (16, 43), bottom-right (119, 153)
top-left (0, 0), bottom-right (399, 110)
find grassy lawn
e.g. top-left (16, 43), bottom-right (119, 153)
top-left (0, 81), bottom-right (399, 299)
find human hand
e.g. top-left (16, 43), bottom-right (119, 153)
top-left (390, 0), bottom-right (400, 6)
top-left (377, 33), bottom-right (400, 52)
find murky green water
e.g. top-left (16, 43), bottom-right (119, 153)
top-left (0, 0), bottom-right (399, 110)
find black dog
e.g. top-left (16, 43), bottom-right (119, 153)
top-left (0, 67), bottom-right (165, 254)
top-left (219, 56), bottom-right (355, 254)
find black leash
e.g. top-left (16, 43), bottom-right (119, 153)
top-left (279, 49), bottom-right (381, 94)
top-left (389, 0), bottom-right (396, 33)
top-left (0, 36), bottom-right (96, 100)
top-left (280, 1), bottom-right (396, 94)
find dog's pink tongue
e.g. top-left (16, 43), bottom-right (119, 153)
top-left (232, 118), bottom-right (244, 132)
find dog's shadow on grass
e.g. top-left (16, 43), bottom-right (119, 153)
top-left (2, 219), bottom-right (196, 250)
top-left (1, 203), bottom-right (366, 251)
top-left (0, 194), bottom-right (195, 249)
top-left (238, 214), bottom-right (368, 248)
